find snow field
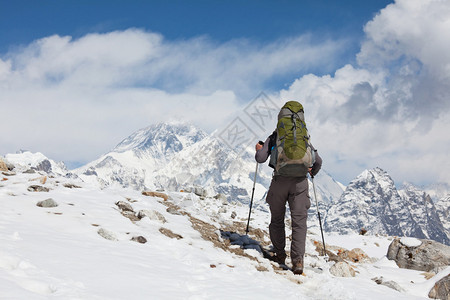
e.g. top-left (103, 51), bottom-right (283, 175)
top-left (1, 170), bottom-right (447, 299)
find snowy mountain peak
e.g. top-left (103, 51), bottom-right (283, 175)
top-left (325, 167), bottom-right (449, 245)
top-left (112, 122), bottom-right (208, 156)
top-left (357, 167), bottom-right (394, 189)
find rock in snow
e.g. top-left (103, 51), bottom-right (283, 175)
top-left (97, 228), bottom-right (118, 241)
top-left (329, 262), bottom-right (356, 277)
top-left (387, 237), bottom-right (450, 272)
top-left (36, 198), bottom-right (58, 208)
top-left (428, 274), bottom-right (450, 300)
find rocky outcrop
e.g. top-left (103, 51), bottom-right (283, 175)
top-left (142, 191), bottom-right (169, 201)
top-left (387, 237), bottom-right (450, 272)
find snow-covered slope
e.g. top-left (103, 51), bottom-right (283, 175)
top-left (4, 151), bottom-right (69, 177)
top-left (324, 168), bottom-right (449, 245)
top-left (1, 160), bottom-right (446, 299)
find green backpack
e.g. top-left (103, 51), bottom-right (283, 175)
top-left (269, 101), bottom-right (315, 177)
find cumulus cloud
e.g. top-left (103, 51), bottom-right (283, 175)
top-left (281, 0), bottom-right (450, 185)
top-left (0, 28), bottom-right (343, 165)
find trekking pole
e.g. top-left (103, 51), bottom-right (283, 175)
top-left (311, 175), bottom-right (327, 258)
top-left (245, 162), bottom-right (259, 234)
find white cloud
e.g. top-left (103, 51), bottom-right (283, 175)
top-left (280, 0), bottom-right (450, 185)
top-left (0, 29), bottom-right (342, 165)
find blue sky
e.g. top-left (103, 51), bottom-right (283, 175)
top-left (1, 0), bottom-right (449, 187)
top-left (1, 0), bottom-right (392, 89)
top-left (1, 1), bottom-right (392, 47)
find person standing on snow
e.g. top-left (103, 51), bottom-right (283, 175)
top-left (255, 101), bottom-right (322, 275)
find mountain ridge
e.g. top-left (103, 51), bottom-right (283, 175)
top-left (324, 167), bottom-right (449, 245)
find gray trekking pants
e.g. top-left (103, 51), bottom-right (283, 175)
top-left (266, 175), bottom-right (310, 264)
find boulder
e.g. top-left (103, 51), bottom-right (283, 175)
top-left (428, 274), bottom-right (449, 300)
top-left (36, 198), bottom-right (58, 208)
top-left (387, 237), bottom-right (450, 272)
top-left (329, 262), bottom-right (356, 277)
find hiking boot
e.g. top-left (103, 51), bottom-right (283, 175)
top-left (292, 259), bottom-right (304, 275)
top-left (272, 252), bottom-right (287, 265)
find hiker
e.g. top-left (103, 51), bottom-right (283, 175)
top-left (255, 101), bottom-right (322, 275)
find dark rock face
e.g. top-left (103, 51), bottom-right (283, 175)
top-left (33, 159), bottom-right (52, 173)
top-left (387, 238), bottom-right (450, 272)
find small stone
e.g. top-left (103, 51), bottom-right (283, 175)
top-left (137, 209), bottom-right (167, 223)
top-left (131, 236), bottom-right (147, 244)
top-left (27, 185), bottom-right (50, 192)
top-left (97, 228), bottom-right (118, 241)
top-left (231, 211), bottom-right (237, 219)
top-left (36, 198), bottom-right (58, 208)
top-left (63, 183), bottom-right (82, 189)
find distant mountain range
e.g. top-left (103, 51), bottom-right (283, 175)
top-left (3, 122), bottom-right (449, 245)
top-left (324, 167), bottom-right (449, 245)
